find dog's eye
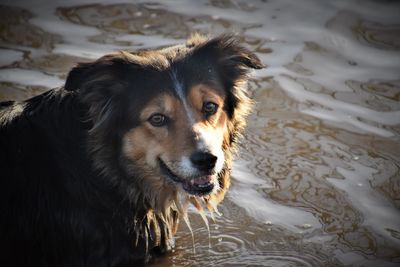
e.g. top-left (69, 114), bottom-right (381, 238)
top-left (203, 102), bottom-right (218, 116)
top-left (148, 114), bottom-right (168, 127)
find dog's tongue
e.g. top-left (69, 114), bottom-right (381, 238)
top-left (191, 175), bottom-right (212, 186)
top-left (183, 175), bottom-right (214, 192)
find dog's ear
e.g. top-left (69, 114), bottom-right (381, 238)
top-left (191, 34), bottom-right (265, 82)
top-left (214, 35), bottom-right (265, 71)
top-left (65, 54), bottom-right (131, 92)
top-left (64, 53), bottom-right (137, 133)
top-left (64, 62), bottom-right (92, 92)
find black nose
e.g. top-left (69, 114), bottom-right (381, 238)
top-left (190, 151), bottom-right (217, 171)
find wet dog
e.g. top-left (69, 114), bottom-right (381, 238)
top-left (0, 34), bottom-right (263, 266)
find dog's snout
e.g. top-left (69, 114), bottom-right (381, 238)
top-left (190, 151), bottom-right (217, 171)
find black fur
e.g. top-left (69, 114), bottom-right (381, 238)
top-left (0, 35), bottom-right (263, 267)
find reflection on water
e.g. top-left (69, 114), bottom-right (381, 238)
top-left (56, 3), bottom-right (249, 40)
top-left (1, 0), bottom-right (399, 266)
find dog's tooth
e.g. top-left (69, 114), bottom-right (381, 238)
top-left (190, 179), bottom-right (195, 185)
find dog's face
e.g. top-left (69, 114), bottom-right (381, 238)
top-left (65, 34), bottom-right (263, 212)
top-left (123, 82), bottom-right (227, 197)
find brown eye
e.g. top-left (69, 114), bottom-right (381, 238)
top-left (148, 113), bottom-right (168, 127)
top-left (203, 102), bottom-right (218, 116)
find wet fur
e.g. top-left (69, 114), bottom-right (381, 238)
top-left (0, 34), bottom-right (263, 266)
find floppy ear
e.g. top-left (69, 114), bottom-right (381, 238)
top-left (64, 62), bottom-right (92, 92)
top-left (216, 36), bottom-right (265, 71)
top-left (64, 54), bottom-right (133, 134)
top-left (191, 34), bottom-right (265, 81)
top-left (65, 54), bottom-right (130, 92)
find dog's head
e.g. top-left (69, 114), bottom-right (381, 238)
top-left (65, 34), bottom-right (263, 214)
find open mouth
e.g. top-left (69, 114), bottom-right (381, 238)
top-left (158, 158), bottom-right (215, 196)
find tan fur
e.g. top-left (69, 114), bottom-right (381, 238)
top-left (122, 84), bottom-right (232, 217)
top-left (186, 33), bottom-right (209, 47)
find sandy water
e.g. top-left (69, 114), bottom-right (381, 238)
top-left (0, 0), bottom-right (399, 266)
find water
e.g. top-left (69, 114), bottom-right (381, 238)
top-left (1, 0), bottom-right (399, 266)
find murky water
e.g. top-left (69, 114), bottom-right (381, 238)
top-left (1, 0), bottom-right (399, 266)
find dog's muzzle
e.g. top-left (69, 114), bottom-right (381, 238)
top-left (158, 155), bottom-right (217, 196)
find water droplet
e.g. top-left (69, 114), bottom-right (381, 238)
top-left (183, 214), bottom-right (196, 253)
top-left (264, 220), bottom-right (273, 225)
top-left (301, 223), bottom-right (312, 229)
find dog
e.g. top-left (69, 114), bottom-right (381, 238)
top-left (0, 34), bottom-right (263, 266)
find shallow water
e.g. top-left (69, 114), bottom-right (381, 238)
top-left (1, 0), bottom-right (399, 266)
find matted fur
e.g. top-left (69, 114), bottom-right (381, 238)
top-left (0, 34), bottom-right (263, 266)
